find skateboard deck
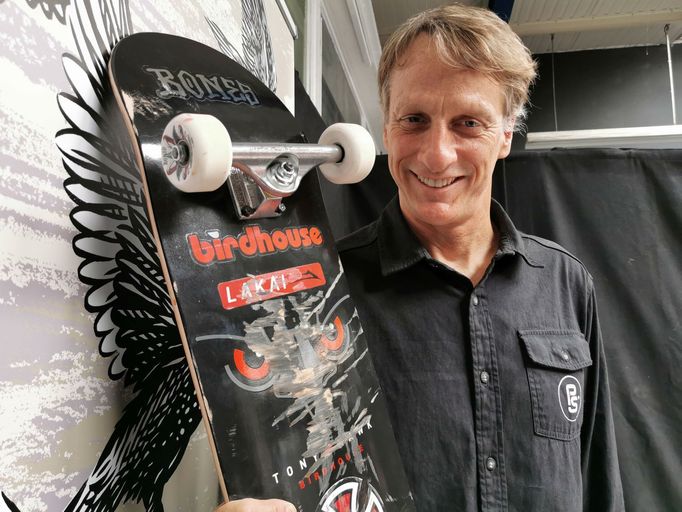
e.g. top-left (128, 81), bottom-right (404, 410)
top-left (108, 32), bottom-right (415, 511)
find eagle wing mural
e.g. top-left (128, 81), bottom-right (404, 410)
top-left (15, 0), bottom-right (285, 510)
top-left (0, 0), bottom-right (285, 508)
top-left (56, 1), bottom-right (201, 510)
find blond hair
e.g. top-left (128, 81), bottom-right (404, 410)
top-left (378, 4), bottom-right (536, 127)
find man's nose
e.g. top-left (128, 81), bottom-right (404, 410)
top-left (419, 123), bottom-right (457, 173)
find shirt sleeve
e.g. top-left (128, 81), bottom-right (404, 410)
top-left (580, 279), bottom-right (625, 511)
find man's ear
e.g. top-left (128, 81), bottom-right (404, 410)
top-left (498, 118), bottom-right (514, 159)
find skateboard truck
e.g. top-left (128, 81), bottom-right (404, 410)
top-left (161, 114), bottom-right (375, 220)
top-left (227, 142), bottom-right (343, 219)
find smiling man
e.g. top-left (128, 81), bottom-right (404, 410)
top-left (217, 4), bottom-right (623, 512)
top-left (380, 32), bottom-right (513, 285)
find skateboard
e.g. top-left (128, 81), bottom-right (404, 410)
top-left (108, 33), bottom-right (415, 511)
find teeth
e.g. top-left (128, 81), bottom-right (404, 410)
top-left (417, 175), bottom-right (457, 188)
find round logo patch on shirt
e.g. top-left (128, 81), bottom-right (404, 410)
top-left (558, 375), bottom-right (582, 422)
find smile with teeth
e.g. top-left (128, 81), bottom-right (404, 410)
top-left (416, 174), bottom-right (459, 188)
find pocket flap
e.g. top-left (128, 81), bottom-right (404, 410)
top-left (519, 330), bottom-right (592, 371)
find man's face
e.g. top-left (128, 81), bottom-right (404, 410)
top-left (383, 34), bottom-right (513, 232)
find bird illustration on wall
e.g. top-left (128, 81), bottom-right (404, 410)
top-left (0, 0), bottom-right (277, 510)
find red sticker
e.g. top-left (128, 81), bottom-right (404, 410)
top-left (217, 263), bottom-right (326, 310)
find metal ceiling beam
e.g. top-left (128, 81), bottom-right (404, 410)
top-left (488, 0), bottom-right (515, 23)
top-left (512, 10), bottom-right (682, 36)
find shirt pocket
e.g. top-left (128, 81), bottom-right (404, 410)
top-left (518, 330), bottom-right (593, 441)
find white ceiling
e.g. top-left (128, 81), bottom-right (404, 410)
top-left (371, 0), bottom-right (682, 54)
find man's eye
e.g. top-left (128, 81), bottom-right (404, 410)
top-left (463, 119), bottom-right (480, 128)
top-left (400, 115), bottom-right (424, 125)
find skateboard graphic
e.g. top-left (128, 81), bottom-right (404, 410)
top-left (108, 33), bottom-right (415, 511)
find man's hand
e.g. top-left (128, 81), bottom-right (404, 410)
top-left (215, 498), bottom-right (297, 512)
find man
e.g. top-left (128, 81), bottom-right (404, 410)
top-left (219, 4), bottom-right (624, 511)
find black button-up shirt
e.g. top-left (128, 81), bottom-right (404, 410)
top-left (338, 197), bottom-right (623, 512)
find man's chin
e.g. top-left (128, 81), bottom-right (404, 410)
top-left (402, 204), bottom-right (467, 229)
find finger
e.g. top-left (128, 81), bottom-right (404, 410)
top-left (215, 498), bottom-right (297, 512)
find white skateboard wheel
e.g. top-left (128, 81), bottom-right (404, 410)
top-left (161, 113), bottom-right (232, 192)
top-left (318, 123), bottom-right (375, 184)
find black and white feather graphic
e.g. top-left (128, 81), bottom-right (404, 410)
top-left (42, 0), bottom-right (279, 510)
top-left (56, 1), bottom-right (201, 510)
top-left (207, 0), bottom-right (277, 92)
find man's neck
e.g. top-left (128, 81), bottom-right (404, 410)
top-left (406, 210), bottom-right (498, 287)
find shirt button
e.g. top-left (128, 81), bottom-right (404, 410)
top-left (486, 457), bottom-right (497, 471)
top-left (560, 350), bottom-right (570, 361)
top-left (480, 371), bottom-right (490, 384)
top-left (472, 294), bottom-right (479, 306)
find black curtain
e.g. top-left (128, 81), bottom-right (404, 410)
top-left (498, 149), bottom-right (682, 512)
top-left (294, 76), bottom-right (682, 511)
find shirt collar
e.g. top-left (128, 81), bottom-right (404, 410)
top-left (377, 197), bottom-right (430, 276)
top-left (377, 196), bottom-right (543, 276)
top-left (491, 200), bottom-right (544, 267)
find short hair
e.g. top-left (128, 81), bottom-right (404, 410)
top-left (378, 3), bottom-right (537, 128)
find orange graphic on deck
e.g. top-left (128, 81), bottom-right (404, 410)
top-left (188, 225), bottom-right (324, 265)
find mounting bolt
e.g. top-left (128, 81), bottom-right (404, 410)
top-left (275, 202), bottom-right (286, 214)
top-left (241, 205), bottom-right (256, 217)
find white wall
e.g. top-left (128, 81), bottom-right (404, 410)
top-left (303, 0), bottom-right (384, 151)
